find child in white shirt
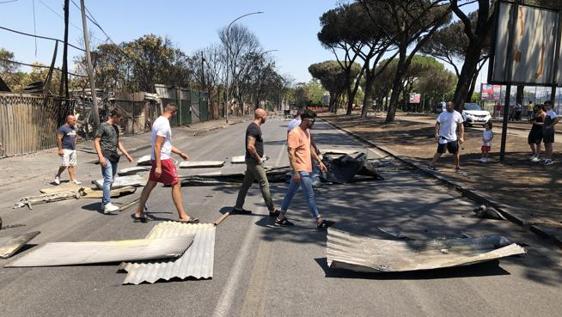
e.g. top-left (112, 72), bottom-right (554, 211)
top-left (481, 121), bottom-right (493, 163)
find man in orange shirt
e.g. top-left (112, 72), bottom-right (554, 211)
top-left (276, 109), bottom-right (334, 230)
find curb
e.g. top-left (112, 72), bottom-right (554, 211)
top-left (322, 118), bottom-right (562, 248)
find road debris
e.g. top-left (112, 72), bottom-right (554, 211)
top-left (179, 161), bottom-right (225, 169)
top-left (473, 205), bottom-right (507, 220)
top-left (0, 231), bottom-right (40, 259)
top-left (231, 155), bottom-right (246, 164)
top-left (118, 166), bottom-right (151, 176)
top-left (327, 227), bottom-right (525, 273)
top-left (122, 222), bottom-right (215, 285)
top-left (92, 174), bottom-right (147, 190)
top-left (136, 155), bottom-right (152, 166)
top-left (5, 235), bottom-right (194, 267)
top-left (14, 190), bottom-right (84, 209)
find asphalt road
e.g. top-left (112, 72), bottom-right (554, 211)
top-left (0, 118), bottom-right (560, 317)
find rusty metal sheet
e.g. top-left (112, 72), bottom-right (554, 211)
top-left (39, 183), bottom-right (83, 194)
top-left (82, 186), bottom-right (137, 199)
top-left (179, 161), bottom-right (225, 169)
top-left (5, 235), bottom-right (194, 267)
top-left (122, 222), bottom-right (215, 285)
top-left (0, 231), bottom-right (40, 259)
top-left (93, 174), bottom-right (147, 190)
top-left (118, 166), bottom-right (151, 176)
top-left (327, 228), bottom-right (526, 273)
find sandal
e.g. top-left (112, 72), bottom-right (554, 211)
top-left (275, 217), bottom-right (294, 226)
top-left (178, 218), bottom-right (200, 224)
top-left (131, 213), bottom-right (149, 223)
top-left (316, 220), bottom-right (336, 231)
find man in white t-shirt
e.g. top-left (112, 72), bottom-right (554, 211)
top-left (133, 103), bottom-right (198, 223)
top-left (429, 101), bottom-right (465, 170)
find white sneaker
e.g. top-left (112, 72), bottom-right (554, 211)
top-left (529, 155), bottom-right (536, 160)
top-left (479, 158), bottom-right (487, 163)
top-left (544, 159), bottom-right (554, 166)
top-left (531, 156), bottom-right (540, 163)
top-left (72, 180), bottom-right (82, 185)
top-left (104, 203), bottom-right (120, 213)
top-left (54, 176), bottom-right (61, 185)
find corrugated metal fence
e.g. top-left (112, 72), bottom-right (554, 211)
top-left (0, 93), bottom-right (73, 158)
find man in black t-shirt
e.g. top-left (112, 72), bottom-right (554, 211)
top-left (232, 108), bottom-right (280, 217)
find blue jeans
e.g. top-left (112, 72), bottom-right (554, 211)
top-left (100, 157), bottom-right (118, 205)
top-left (281, 171), bottom-right (320, 219)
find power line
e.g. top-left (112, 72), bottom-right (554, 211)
top-left (0, 0), bottom-right (19, 4)
top-left (0, 58), bottom-right (87, 77)
top-left (37, 0), bottom-right (104, 44)
top-left (0, 25), bottom-right (86, 52)
top-left (70, 0), bottom-right (112, 43)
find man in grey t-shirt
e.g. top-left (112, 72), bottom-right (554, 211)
top-left (94, 109), bottom-right (133, 214)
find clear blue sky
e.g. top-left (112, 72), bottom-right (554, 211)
top-left (0, 0), bottom-right (338, 82)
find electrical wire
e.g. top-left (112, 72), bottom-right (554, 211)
top-left (0, 25), bottom-right (86, 52)
top-left (0, 57), bottom-right (87, 77)
top-left (0, 0), bottom-right (19, 4)
top-left (37, 0), bottom-right (104, 43)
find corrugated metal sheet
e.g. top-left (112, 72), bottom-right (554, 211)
top-left (327, 228), bottom-right (526, 273)
top-left (118, 166), bottom-right (151, 176)
top-left (93, 174), bottom-right (147, 189)
top-left (6, 235), bottom-right (194, 267)
top-left (231, 155), bottom-right (246, 164)
top-left (179, 161), bottom-right (225, 168)
top-left (123, 222), bottom-right (215, 285)
top-left (0, 231), bottom-right (40, 259)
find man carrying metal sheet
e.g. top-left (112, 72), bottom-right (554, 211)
top-left (231, 108), bottom-right (280, 217)
top-left (94, 109), bottom-right (134, 214)
top-left (133, 104), bottom-right (198, 223)
top-left (276, 109), bottom-right (334, 230)
top-left (54, 115), bottom-right (80, 185)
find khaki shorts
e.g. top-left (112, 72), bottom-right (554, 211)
top-left (61, 149), bottom-right (77, 167)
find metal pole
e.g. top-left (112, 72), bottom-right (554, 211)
top-left (80, 0), bottom-right (99, 126)
top-left (499, 1), bottom-right (519, 162)
top-left (224, 11), bottom-right (264, 123)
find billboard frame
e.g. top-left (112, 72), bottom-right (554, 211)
top-left (488, 0), bottom-right (562, 88)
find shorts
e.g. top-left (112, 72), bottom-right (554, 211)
top-left (543, 128), bottom-right (555, 144)
top-left (61, 149), bottom-right (77, 167)
top-left (481, 145), bottom-right (491, 153)
top-left (437, 140), bottom-right (459, 154)
top-left (528, 128), bottom-right (543, 145)
top-left (149, 159), bottom-right (179, 186)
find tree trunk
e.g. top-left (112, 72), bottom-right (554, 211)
top-left (516, 85), bottom-right (524, 105)
top-left (361, 66), bottom-right (375, 118)
top-left (385, 53), bottom-right (408, 122)
top-left (453, 45), bottom-right (482, 109)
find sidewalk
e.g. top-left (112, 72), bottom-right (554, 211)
top-left (0, 117), bottom-right (248, 189)
top-left (321, 113), bottom-right (562, 246)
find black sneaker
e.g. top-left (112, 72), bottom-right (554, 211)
top-left (269, 209), bottom-right (280, 217)
top-left (231, 207), bottom-right (252, 215)
top-left (275, 218), bottom-right (295, 226)
top-left (316, 220), bottom-right (336, 231)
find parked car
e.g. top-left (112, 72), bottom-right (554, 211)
top-left (462, 103), bottom-right (491, 126)
top-left (435, 102), bottom-right (446, 113)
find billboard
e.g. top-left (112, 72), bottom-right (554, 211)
top-left (481, 84), bottom-right (502, 100)
top-left (409, 93), bottom-right (421, 104)
top-left (489, 1), bottom-right (561, 86)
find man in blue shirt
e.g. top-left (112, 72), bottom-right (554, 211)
top-left (54, 115), bottom-right (80, 185)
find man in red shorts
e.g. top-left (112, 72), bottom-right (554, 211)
top-left (133, 103), bottom-right (198, 223)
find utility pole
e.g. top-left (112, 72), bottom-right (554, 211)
top-left (62, 0), bottom-right (69, 100)
top-left (80, 0), bottom-right (100, 126)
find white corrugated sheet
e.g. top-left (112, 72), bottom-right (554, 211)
top-left (6, 235), bottom-right (194, 267)
top-left (230, 155), bottom-right (246, 164)
top-left (123, 222), bottom-right (215, 285)
top-left (93, 174), bottom-right (147, 190)
top-left (327, 228), bottom-right (526, 272)
top-left (179, 161), bottom-right (225, 168)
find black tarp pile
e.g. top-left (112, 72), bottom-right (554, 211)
top-left (179, 152), bottom-right (383, 186)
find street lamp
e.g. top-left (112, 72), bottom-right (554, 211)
top-left (224, 11), bottom-right (264, 123)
